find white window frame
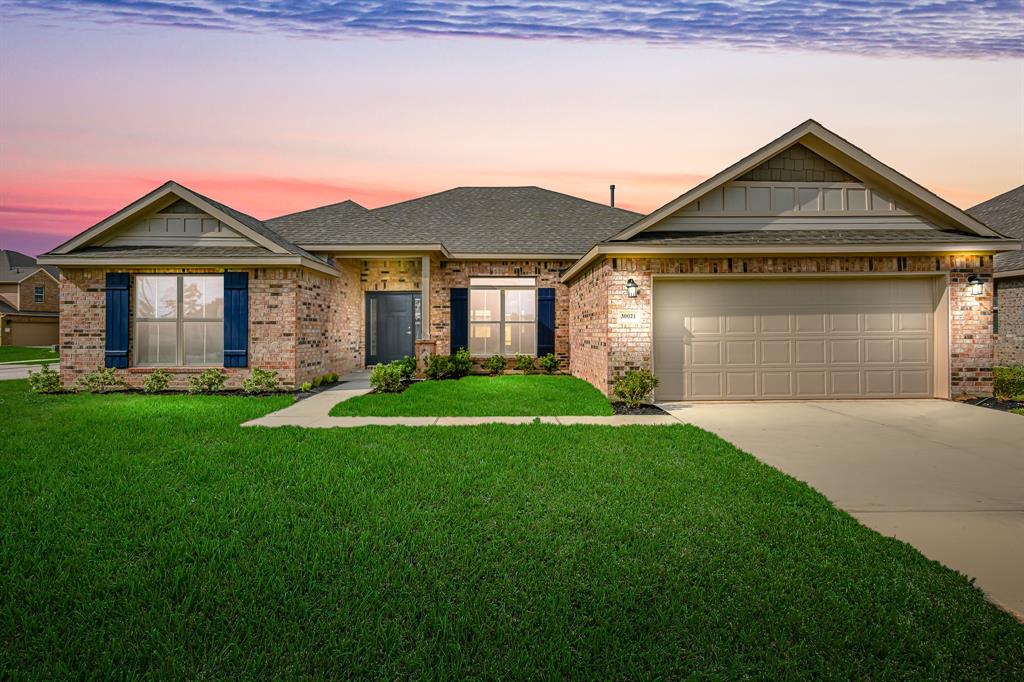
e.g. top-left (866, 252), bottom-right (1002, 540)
top-left (469, 277), bottom-right (537, 357)
top-left (134, 275), bottom-right (224, 367)
top-left (33, 285), bottom-right (44, 303)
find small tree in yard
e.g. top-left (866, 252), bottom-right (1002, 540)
top-left (613, 369), bottom-right (659, 408)
top-left (370, 362), bottom-right (403, 393)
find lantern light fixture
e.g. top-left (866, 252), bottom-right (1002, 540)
top-left (967, 275), bottom-right (983, 296)
top-left (626, 278), bottom-right (639, 298)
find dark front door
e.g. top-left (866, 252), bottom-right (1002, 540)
top-left (366, 292), bottom-right (419, 365)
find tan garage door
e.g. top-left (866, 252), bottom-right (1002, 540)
top-left (653, 278), bottom-right (937, 401)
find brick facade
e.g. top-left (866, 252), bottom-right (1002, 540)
top-left (427, 259), bottom-right (574, 366)
top-left (361, 259), bottom-right (422, 291)
top-left (568, 254), bottom-right (995, 398)
top-left (17, 270), bottom-right (60, 313)
top-left (995, 276), bottom-right (1024, 366)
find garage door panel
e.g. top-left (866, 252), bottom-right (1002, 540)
top-left (653, 278), bottom-right (936, 401)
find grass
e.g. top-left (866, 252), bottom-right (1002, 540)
top-left (1, 380), bottom-right (1022, 678)
top-left (331, 374), bottom-right (615, 416)
top-left (0, 346), bottom-right (58, 364)
top-left (1011, 408), bottom-right (1024, 416)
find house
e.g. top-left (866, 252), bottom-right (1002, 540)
top-left (38, 120), bottom-right (1020, 399)
top-left (967, 186), bottom-right (1024, 366)
top-left (0, 250), bottom-right (60, 347)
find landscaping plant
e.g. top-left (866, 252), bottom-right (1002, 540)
top-left (75, 367), bottom-right (126, 394)
top-left (243, 368), bottom-right (281, 395)
top-left (187, 368), bottom-right (227, 394)
top-left (142, 369), bottom-right (171, 394)
top-left (27, 365), bottom-right (61, 394)
top-left (514, 353), bottom-right (534, 373)
top-left (538, 353), bottom-right (559, 374)
top-left (450, 348), bottom-right (472, 378)
top-left (993, 366), bottom-right (1024, 401)
top-left (426, 354), bottom-right (454, 380)
top-left (396, 355), bottom-right (417, 380)
top-left (484, 354), bottom-right (506, 376)
top-left (613, 369), bottom-right (659, 408)
top-left (370, 362), bottom-right (404, 393)
top-left (300, 381), bottom-right (313, 392)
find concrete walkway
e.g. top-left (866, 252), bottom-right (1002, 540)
top-left (0, 363), bottom-right (56, 381)
top-left (242, 371), bottom-right (681, 428)
top-left (660, 399), bottom-right (1024, 616)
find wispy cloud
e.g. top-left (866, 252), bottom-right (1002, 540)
top-left (5, 0), bottom-right (1021, 58)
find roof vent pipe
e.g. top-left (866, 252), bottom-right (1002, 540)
top-left (609, 184), bottom-right (616, 208)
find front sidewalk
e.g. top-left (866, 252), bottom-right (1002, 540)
top-left (242, 371), bottom-right (682, 428)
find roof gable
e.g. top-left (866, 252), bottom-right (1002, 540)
top-left (969, 185), bottom-right (1024, 274)
top-left (611, 120), bottom-right (1003, 241)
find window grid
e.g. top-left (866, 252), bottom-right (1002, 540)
top-left (134, 275), bottom-right (223, 367)
top-left (34, 286), bottom-right (44, 303)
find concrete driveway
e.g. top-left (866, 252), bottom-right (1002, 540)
top-left (661, 399), bottom-right (1024, 616)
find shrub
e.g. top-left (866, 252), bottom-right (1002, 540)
top-left (613, 369), bottom-right (659, 408)
top-left (312, 375), bottom-right (323, 388)
top-left (426, 354), bottom-right (453, 380)
top-left (514, 353), bottom-right (534, 373)
top-left (75, 367), bottom-right (125, 394)
top-left (142, 369), bottom-right (171, 394)
top-left (370, 362), bottom-right (404, 393)
top-left (450, 348), bottom-right (471, 378)
top-left (993, 366), bottom-right (1024, 400)
top-left (243, 368), bottom-right (280, 395)
top-left (28, 366), bottom-right (61, 394)
top-left (326, 372), bottom-right (338, 384)
top-left (484, 354), bottom-right (506, 376)
top-left (396, 355), bottom-right (417, 380)
top-left (187, 368), bottom-right (227, 394)
top-left (538, 353), bottom-right (559, 374)
top-left (300, 381), bottom-right (313, 392)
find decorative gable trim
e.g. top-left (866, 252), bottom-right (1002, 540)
top-left (610, 120), bottom-right (1003, 241)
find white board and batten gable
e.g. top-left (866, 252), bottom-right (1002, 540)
top-left (611, 120), bottom-right (1004, 241)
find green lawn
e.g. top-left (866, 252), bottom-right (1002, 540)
top-left (1, 380), bottom-right (1022, 678)
top-left (0, 345), bottom-right (58, 364)
top-left (331, 374), bottom-right (615, 416)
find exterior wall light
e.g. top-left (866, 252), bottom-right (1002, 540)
top-left (626, 278), bottom-right (639, 298)
top-left (967, 274), bottom-right (983, 296)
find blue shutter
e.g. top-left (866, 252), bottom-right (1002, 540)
top-left (223, 271), bottom-right (249, 368)
top-left (104, 272), bottom-right (130, 369)
top-left (450, 287), bottom-right (468, 352)
top-left (537, 287), bottom-right (555, 357)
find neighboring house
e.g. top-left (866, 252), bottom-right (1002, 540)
top-left (39, 120), bottom-right (1020, 399)
top-left (968, 186), bottom-right (1024, 366)
top-left (0, 249), bottom-right (60, 347)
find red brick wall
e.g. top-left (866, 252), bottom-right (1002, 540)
top-left (567, 259), bottom-right (611, 392)
top-left (567, 254), bottom-right (995, 398)
top-left (995, 276), bottom-right (1024, 366)
top-left (427, 258), bottom-right (574, 364)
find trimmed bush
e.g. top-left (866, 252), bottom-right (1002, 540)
top-left (75, 367), bottom-right (125, 394)
top-left (243, 368), bottom-right (280, 395)
top-left (538, 353), bottom-right (559, 374)
top-left (327, 373), bottom-right (338, 383)
top-left (396, 355), bottom-right (417, 380)
top-left (514, 353), bottom-right (534, 373)
top-left (187, 368), bottom-right (227, 394)
top-left (484, 354), bottom-right (506, 376)
top-left (450, 349), bottom-right (471, 378)
top-left (613, 369), bottom-right (659, 408)
top-left (142, 369), bottom-right (171, 394)
top-left (27, 366), bottom-right (61, 394)
top-left (370, 362), bottom-right (404, 393)
top-left (312, 375), bottom-right (323, 388)
top-left (993, 366), bottom-right (1024, 400)
top-left (300, 381), bottom-right (313, 392)
top-left (426, 355), bottom-right (454, 380)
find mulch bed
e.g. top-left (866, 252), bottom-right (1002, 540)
top-left (966, 396), bottom-right (1024, 413)
top-left (611, 402), bottom-right (669, 416)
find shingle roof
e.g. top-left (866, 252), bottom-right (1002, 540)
top-left (268, 187), bottom-right (640, 255)
top-left (267, 200), bottom-right (422, 245)
top-left (0, 298), bottom-right (17, 313)
top-left (623, 230), bottom-right (1006, 246)
top-left (968, 186), bottom-right (1024, 273)
top-left (0, 249), bottom-right (58, 282)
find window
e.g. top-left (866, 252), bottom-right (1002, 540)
top-left (34, 286), bottom-right (44, 303)
top-left (135, 275), bottom-right (224, 366)
top-left (469, 277), bottom-right (536, 356)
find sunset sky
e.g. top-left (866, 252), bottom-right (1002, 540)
top-left (1, 1), bottom-right (1022, 256)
